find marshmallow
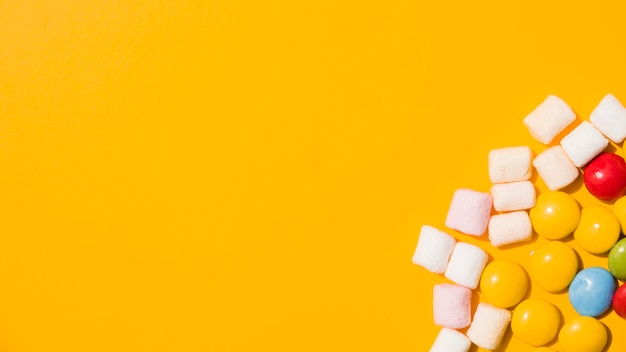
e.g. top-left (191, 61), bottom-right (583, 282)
top-left (488, 211), bottom-right (533, 247)
top-left (490, 180), bottom-right (536, 211)
top-left (533, 145), bottom-right (580, 191)
top-left (466, 302), bottom-right (512, 351)
top-left (589, 94), bottom-right (626, 144)
top-left (412, 225), bottom-right (456, 274)
top-left (488, 146), bottom-right (533, 184)
top-left (560, 121), bottom-right (608, 167)
top-left (445, 188), bottom-right (492, 236)
top-left (523, 95), bottom-right (576, 144)
top-left (433, 284), bottom-right (472, 329)
top-left (429, 328), bottom-right (471, 352)
top-left (444, 242), bottom-right (489, 289)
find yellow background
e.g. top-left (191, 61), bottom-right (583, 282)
top-left (2, 1), bottom-right (626, 351)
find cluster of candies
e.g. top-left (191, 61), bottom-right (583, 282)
top-left (413, 93), bottom-right (626, 352)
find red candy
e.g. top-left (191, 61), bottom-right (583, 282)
top-left (612, 284), bottom-right (626, 319)
top-left (583, 153), bottom-right (626, 202)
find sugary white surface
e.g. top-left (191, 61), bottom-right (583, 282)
top-left (589, 93), bottom-right (626, 143)
top-left (488, 146), bottom-right (533, 184)
top-left (488, 211), bottom-right (533, 247)
top-left (412, 225), bottom-right (456, 274)
top-left (560, 121), bottom-right (608, 167)
top-left (490, 180), bottom-right (536, 211)
top-left (523, 95), bottom-right (576, 144)
top-left (466, 303), bottom-right (511, 351)
top-left (533, 145), bottom-right (580, 191)
top-left (444, 242), bottom-right (488, 289)
top-left (445, 188), bottom-right (492, 236)
top-left (433, 284), bottom-right (472, 329)
top-left (429, 328), bottom-right (471, 352)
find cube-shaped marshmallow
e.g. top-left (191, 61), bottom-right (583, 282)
top-left (490, 180), bottom-right (536, 212)
top-left (560, 121), bottom-right (608, 167)
top-left (488, 146), bottom-right (533, 184)
top-left (523, 95), bottom-right (576, 144)
top-left (444, 242), bottom-right (489, 289)
top-left (445, 189), bottom-right (492, 236)
top-left (589, 93), bottom-right (626, 144)
top-left (429, 328), bottom-right (471, 352)
top-left (467, 303), bottom-right (511, 351)
top-left (412, 225), bottom-right (456, 274)
top-left (533, 145), bottom-right (579, 191)
top-left (488, 211), bottom-right (533, 247)
top-left (433, 284), bottom-right (472, 329)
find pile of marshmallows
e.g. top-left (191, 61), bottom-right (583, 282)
top-left (413, 93), bottom-right (626, 352)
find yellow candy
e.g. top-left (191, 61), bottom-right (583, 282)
top-left (574, 204), bottom-right (620, 254)
top-left (559, 316), bottom-right (607, 352)
top-left (529, 191), bottom-right (580, 240)
top-left (530, 241), bottom-right (578, 293)
top-left (479, 259), bottom-right (528, 308)
top-left (511, 298), bottom-right (561, 346)
top-left (613, 194), bottom-right (626, 232)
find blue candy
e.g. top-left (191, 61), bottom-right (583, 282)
top-left (568, 267), bottom-right (616, 317)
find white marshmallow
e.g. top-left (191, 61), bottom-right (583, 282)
top-left (488, 146), bottom-right (533, 184)
top-left (488, 211), bottom-right (533, 247)
top-left (523, 95), bottom-right (576, 144)
top-left (533, 145), bottom-right (580, 191)
top-left (466, 302), bottom-right (511, 351)
top-left (433, 284), bottom-right (472, 329)
top-left (490, 181), bottom-right (536, 211)
top-left (560, 121), bottom-right (608, 167)
top-left (444, 242), bottom-right (489, 289)
top-left (412, 225), bottom-right (456, 274)
top-left (589, 94), bottom-right (626, 143)
top-left (429, 328), bottom-right (471, 352)
top-left (445, 188), bottom-right (492, 236)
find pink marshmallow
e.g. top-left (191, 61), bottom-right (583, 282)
top-left (433, 284), bottom-right (472, 329)
top-left (445, 188), bottom-right (492, 236)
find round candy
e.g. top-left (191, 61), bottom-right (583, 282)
top-left (612, 283), bottom-right (626, 319)
top-left (529, 191), bottom-right (580, 240)
top-left (480, 259), bottom-right (528, 308)
top-left (574, 204), bottom-right (620, 254)
top-left (559, 316), bottom-right (607, 352)
top-left (613, 195), bottom-right (626, 231)
top-left (583, 152), bottom-right (626, 201)
top-left (511, 298), bottom-right (560, 346)
top-left (609, 237), bottom-right (626, 280)
top-left (568, 267), bottom-right (615, 317)
top-left (530, 241), bottom-right (578, 293)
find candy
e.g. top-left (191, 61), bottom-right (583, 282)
top-left (444, 188), bottom-right (492, 236)
top-left (568, 267), bottom-right (615, 317)
top-left (574, 204), bottom-right (620, 254)
top-left (444, 242), bottom-right (489, 289)
top-left (487, 211), bottom-right (533, 247)
top-left (466, 302), bottom-right (511, 351)
top-left (612, 283), bottom-right (626, 319)
top-left (479, 259), bottom-right (528, 308)
top-left (490, 180), bottom-right (536, 212)
top-left (529, 191), bottom-right (580, 240)
top-left (608, 237), bottom-right (626, 280)
top-left (583, 152), bottom-right (626, 201)
top-left (530, 241), bottom-right (578, 293)
top-left (511, 298), bottom-right (561, 347)
top-left (523, 95), bottom-right (576, 144)
top-left (429, 328), bottom-right (471, 352)
top-left (433, 284), bottom-right (471, 329)
top-left (589, 93), bottom-right (626, 144)
top-left (560, 121), bottom-right (609, 167)
top-left (559, 316), bottom-right (607, 352)
top-left (488, 146), bottom-right (533, 184)
top-left (532, 145), bottom-right (580, 191)
top-left (412, 225), bottom-right (456, 274)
